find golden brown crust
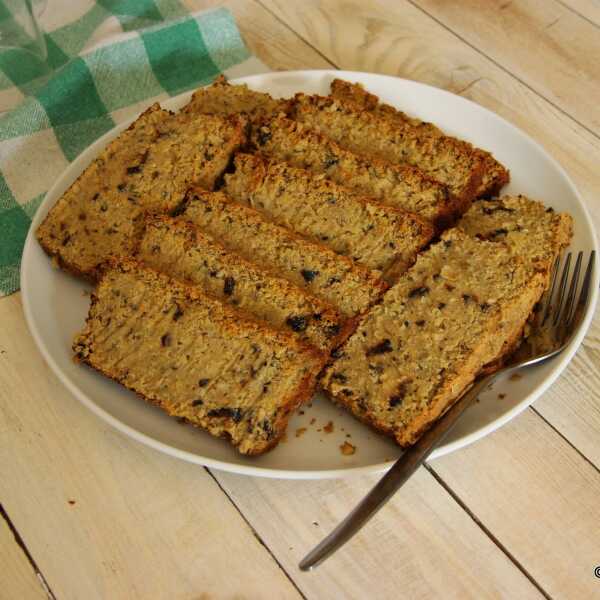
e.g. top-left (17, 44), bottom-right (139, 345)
top-left (183, 75), bottom-right (290, 122)
top-left (224, 153), bottom-right (434, 278)
top-left (251, 115), bottom-right (466, 232)
top-left (321, 229), bottom-right (548, 447)
top-left (36, 104), bottom-right (246, 280)
top-left (138, 215), bottom-right (353, 352)
top-left (74, 258), bottom-right (327, 455)
top-left (330, 78), bottom-right (509, 199)
top-left (291, 92), bottom-right (484, 205)
top-left (182, 188), bottom-right (389, 317)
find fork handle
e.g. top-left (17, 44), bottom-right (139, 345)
top-left (299, 374), bottom-right (495, 571)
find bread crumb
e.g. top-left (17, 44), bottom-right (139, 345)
top-left (68, 500), bottom-right (76, 505)
top-left (295, 427), bottom-right (307, 438)
top-left (498, 393), bottom-right (507, 399)
top-left (345, 433), bottom-right (351, 438)
top-left (509, 373), bottom-right (523, 381)
top-left (323, 421), bottom-right (334, 433)
top-left (299, 409), bottom-right (305, 415)
top-left (310, 417), bottom-right (316, 425)
top-left (340, 441), bottom-right (356, 455)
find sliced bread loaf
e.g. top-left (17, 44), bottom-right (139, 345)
top-left (252, 115), bottom-right (463, 230)
top-left (181, 189), bottom-right (388, 318)
top-left (321, 229), bottom-right (547, 446)
top-left (36, 106), bottom-right (245, 280)
top-left (330, 78), bottom-right (509, 198)
top-left (137, 216), bottom-right (351, 352)
top-left (291, 93), bottom-right (484, 205)
top-left (183, 75), bottom-right (288, 121)
top-left (224, 153), bottom-right (433, 278)
top-left (73, 259), bottom-right (325, 455)
top-left (457, 195), bottom-right (573, 281)
top-left (458, 195), bottom-right (573, 361)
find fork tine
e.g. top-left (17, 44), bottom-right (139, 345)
top-left (542, 255), bottom-right (561, 324)
top-left (572, 251), bottom-right (596, 325)
top-left (552, 252), bottom-right (572, 325)
top-left (563, 251), bottom-right (583, 326)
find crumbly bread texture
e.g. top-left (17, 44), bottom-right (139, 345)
top-left (252, 116), bottom-right (463, 230)
top-left (181, 189), bottom-right (388, 318)
top-left (183, 75), bottom-right (288, 121)
top-left (73, 259), bottom-right (325, 455)
top-left (138, 216), bottom-right (352, 352)
top-left (292, 92), bottom-right (484, 204)
top-left (36, 105), bottom-right (245, 280)
top-left (321, 229), bottom-right (547, 446)
top-left (457, 195), bottom-right (573, 281)
top-left (457, 194), bottom-right (572, 365)
top-left (330, 78), bottom-right (509, 199)
top-left (224, 153), bottom-right (433, 278)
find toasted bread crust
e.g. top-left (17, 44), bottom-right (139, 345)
top-left (321, 229), bottom-right (548, 447)
top-left (291, 92), bottom-right (485, 205)
top-left (251, 116), bottom-right (465, 231)
top-left (330, 78), bottom-right (510, 198)
top-left (138, 215), bottom-right (355, 352)
top-left (182, 188), bottom-right (389, 317)
top-left (36, 105), bottom-right (245, 279)
top-left (225, 153), bottom-right (433, 278)
top-left (74, 258), bottom-right (326, 454)
top-left (183, 74), bottom-right (290, 122)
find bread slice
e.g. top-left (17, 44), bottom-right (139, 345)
top-left (252, 115), bottom-right (463, 230)
top-left (224, 153), bottom-right (433, 278)
top-left (330, 78), bottom-right (509, 198)
top-left (457, 195), bottom-right (573, 360)
top-left (457, 195), bottom-right (573, 282)
top-left (183, 75), bottom-right (288, 121)
top-left (180, 189), bottom-right (387, 318)
top-left (36, 105), bottom-right (245, 280)
top-left (73, 258), bottom-right (325, 455)
top-left (321, 229), bottom-right (547, 446)
top-left (137, 216), bottom-right (352, 352)
top-left (291, 93), bottom-right (485, 205)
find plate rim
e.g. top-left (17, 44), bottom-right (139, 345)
top-left (20, 69), bottom-right (600, 479)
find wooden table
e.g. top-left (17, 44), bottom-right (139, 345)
top-left (2, 1), bottom-right (599, 598)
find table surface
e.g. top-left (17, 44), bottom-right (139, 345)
top-left (2, 1), bottom-right (600, 598)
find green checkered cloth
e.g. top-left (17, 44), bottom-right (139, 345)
top-left (0, 0), bottom-right (267, 296)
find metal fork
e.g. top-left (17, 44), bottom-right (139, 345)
top-left (300, 250), bottom-right (596, 571)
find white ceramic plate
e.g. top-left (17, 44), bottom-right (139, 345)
top-left (21, 70), bottom-right (599, 479)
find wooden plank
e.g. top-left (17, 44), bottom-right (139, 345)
top-left (0, 513), bottom-right (48, 600)
top-left (212, 467), bottom-right (544, 599)
top-left (258, 0), bottom-right (600, 467)
top-left (412, 0), bottom-right (600, 135)
top-left (558, 0), bottom-right (600, 27)
top-left (258, 0), bottom-right (600, 219)
top-left (430, 409), bottom-right (600, 599)
top-left (0, 295), bottom-right (300, 600)
top-left (183, 0), bottom-right (333, 70)
top-left (534, 313), bottom-right (600, 466)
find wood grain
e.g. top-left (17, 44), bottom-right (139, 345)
top-left (413, 0), bottom-right (600, 135)
top-left (259, 0), bottom-right (600, 468)
top-left (184, 0), bottom-right (333, 70)
top-left (0, 294), bottom-right (301, 600)
top-left (3, 1), bottom-right (600, 598)
top-left (213, 467), bottom-right (543, 599)
top-left (558, 0), bottom-right (600, 27)
top-left (534, 314), bottom-right (600, 466)
top-left (431, 408), bottom-right (600, 599)
top-left (0, 514), bottom-right (48, 600)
